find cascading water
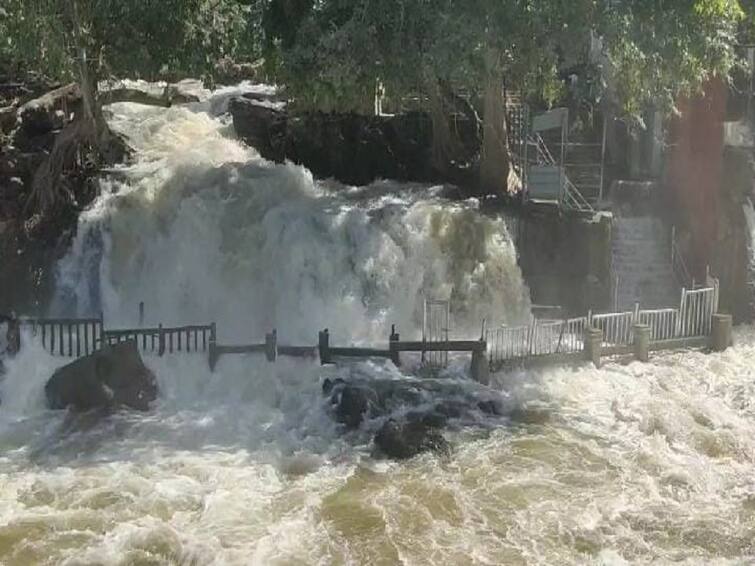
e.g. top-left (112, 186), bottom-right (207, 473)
top-left (2, 83), bottom-right (755, 564)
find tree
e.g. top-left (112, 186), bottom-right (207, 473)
top-left (264, 0), bottom-right (746, 195)
top-left (597, 0), bottom-right (744, 124)
top-left (1, 0), bottom-right (260, 214)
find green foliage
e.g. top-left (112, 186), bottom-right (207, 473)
top-left (265, 0), bottom-right (747, 122)
top-left (598, 0), bottom-right (744, 120)
top-left (0, 0), bottom-right (264, 85)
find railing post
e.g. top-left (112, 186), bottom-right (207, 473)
top-left (633, 324), bottom-right (650, 363)
top-left (318, 329), bottom-right (331, 365)
top-left (98, 311), bottom-right (105, 349)
top-left (265, 329), bottom-right (277, 362)
top-left (584, 327), bottom-right (602, 368)
top-left (389, 324), bottom-right (401, 367)
top-left (471, 343), bottom-right (490, 385)
top-left (6, 313), bottom-right (20, 357)
top-left (158, 324), bottom-right (165, 356)
top-left (711, 314), bottom-right (733, 352)
top-left (208, 322), bottom-right (218, 372)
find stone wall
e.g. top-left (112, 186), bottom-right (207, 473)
top-left (229, 95), bottom-right (481, 189)
top-left (517, 207), bottom-right (613, 315)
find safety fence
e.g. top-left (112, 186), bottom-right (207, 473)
top-left (19, 316), bottom-right (104, 358)
top-left (487, 284), bottom-right (719, 366)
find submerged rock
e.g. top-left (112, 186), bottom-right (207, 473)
top-left (45, 340), bottom-right (157, 412)
top-left (322, 375), bottom-right (508, 459)
top-left (374, 419), bottom-right (450, 460)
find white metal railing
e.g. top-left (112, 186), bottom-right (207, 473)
top-left (671, 226), bottom-right (694, 289)
top-left (638, 308), bottom-right (678, 342)
top-left (679, 286), bottom-right (718, 338)
top-left (487, 284), bottom-right (719, 366)
top-left (589, 311), bottom-right (635, 347)
top-left (487, 316), bottom-right (587, 364)
top-left (487, 325), bottom-right (531, 361)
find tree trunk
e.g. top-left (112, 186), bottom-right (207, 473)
top-left (480, 75), bottom-right (510, 195)
top-left (67, 0), bottom-right (109, 147)
top-left (427, 86), bottom-right (455, 175)
top-left (24, 0), bottom-right (126, 217)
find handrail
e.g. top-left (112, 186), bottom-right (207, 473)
top-left (529, 133), bottom-right (594, 213)
top-left (671, 226), bottom-right (694, 289)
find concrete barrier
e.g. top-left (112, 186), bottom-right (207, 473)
top-left (584, 327), bottom-right (602, 368)
top-left (711, 314), bottom-right (733, 352)
top-left (633, 324), bottom-right (650, 362)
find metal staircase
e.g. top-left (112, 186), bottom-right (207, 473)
top-left (527, 130), bottom-right (595, 213)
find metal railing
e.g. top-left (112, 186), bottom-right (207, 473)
top-left (671, 226), bottom-right (694, 289)
top-left (19, 316), bottom-right (104, 357)
top-left (528, 134), bottom-right (595, 213)
top-left (679, 285), bottom-right (719, 338)
top-left (637, 308), bottom-right (679, 342)
top-left (590, 311), bottom-right (635, 347)
top-left (487, 316), bottom-right (587, 363)
top-left (488, 284), bottom-right (719, 366)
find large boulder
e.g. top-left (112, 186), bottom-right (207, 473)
top-left (374, 419), bottom-right (450, 460)
top-left (45, 340), bottom-right (157, 412)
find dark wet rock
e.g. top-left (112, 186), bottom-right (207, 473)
top-left (18, 83), bottom-right (80, 137)
top-left (45, 340), bottom-right (158, 412)
top-left (321, 377), bottom-right (345, 395)
top-left (374, 419), bottom-right (450, 460)
top-left (330, 384), bottom-right (379, 429)
top-left (477, 398), bottom-right (505, 416)
top-left (0, 78), bottom-right (129, 314)
top-left (0, 106), bottom-right (17, 134)
top-left (230, 96), bottom-right (480, 188)
top-left (322, 375), bottom-right (510, 459)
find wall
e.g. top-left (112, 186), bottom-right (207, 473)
top-left (517, 207), bottom-right (613, 315)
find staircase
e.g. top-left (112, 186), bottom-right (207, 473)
top-left (612, 217), bottom-right (679, 310)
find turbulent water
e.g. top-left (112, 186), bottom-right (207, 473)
top-left (2, 83), bottom-right (755, 565)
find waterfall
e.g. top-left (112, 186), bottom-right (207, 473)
top-left (3, 84), bottom-right (754, 565)
top-left (52, 84), bottom-right (530, 343)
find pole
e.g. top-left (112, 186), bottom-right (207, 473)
top-left (138, 302), bottom-right (145, 326)
top-left (599, 114), bottom-right (607, 204)
top-left (318, 329), bottom-right (331, 365)
top-left (7, 313), bottom-right (20, 357)
top-left (208, 322), bottom-right (218, 371)
top-left (265, 329), bottom-right (278, 362)
top-left (389, 324), bottom-right (401, 367)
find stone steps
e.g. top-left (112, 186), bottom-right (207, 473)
top-left (612, 217), bottom-right (679, 310)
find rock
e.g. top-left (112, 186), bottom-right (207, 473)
top-left (0, 105), bottom-right (17, 134)
top-left (321, 377), bottom-right (345, 395)
top-left (330, 383), bottom-right (378, 429)
top-left (18, 83), bottom-right (80, 136)
top-left (229, 96), bottom-right (287, 162)
top-left (45, 340), bottom-right (157, 412)
top-left (477, 398), bottom-right (505, 416)
top-left (230, 96), bottom-right (481, 187)
top-left (374, 419), bottom-right (450, 460)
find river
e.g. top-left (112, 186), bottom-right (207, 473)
top-left (1, 83), bottom-right (754, 565)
